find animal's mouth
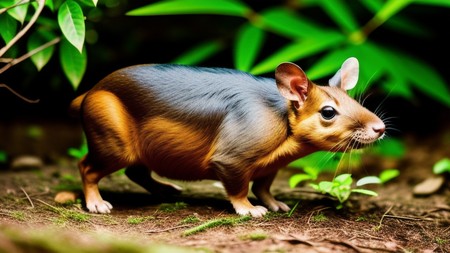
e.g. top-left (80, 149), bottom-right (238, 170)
top-left (351, 132), bottom-right (385, 148)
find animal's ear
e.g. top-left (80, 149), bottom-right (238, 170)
top-left (329, 57), bottom-right (359, 91)
top-left (275, 62), bottom-right (310, 108)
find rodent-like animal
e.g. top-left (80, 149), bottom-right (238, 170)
top-left (70, 57), bottom-right (385, 217)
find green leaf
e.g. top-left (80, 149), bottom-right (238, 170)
top-left (260, 7), bottom-right (326, 39)
top-left (288, 151), bottom-right (343, 173)
top-left (126, 0), bottom-right (251, 17)
top-left (404, 57), bottom-right (450, 107)
top-left (172, 40), bottom-right (224, 65)
top-left (58, 0), bottom-right (85, 53)
top-left (234, 23), bottom-right (265, 71)
top-left (250, 33), bottom-right (345, 75)
top-left (334, 174), bottom-right (352, 185)
top-left (317, 181), bottom-right (333, 193)
top-left (433, 158), bottom-right (450, 174)
top-left (1, 0), bottom-right (29, 24)
top-left (317, 0), bottom-right (359, 33)
top-left (373, 0), bottom-right (412, 23)
top-left (289, 174), bottom-right (314, 188)
top-left (60, 38), bottom-right (87, 89)
top-left (356, 176), bottom-right (381, 186)
top-left (45, 0), bottom-right (54, 11)
top-left (27, 30), bottom-right (57, 71)
top-left (379, 169), bottom-right (400, 183)
top-left (370, 138), bottom-right (406, 158)
top-left (351, 189), bottom-right (378, 196)
top-left (412, 0), bottom-right (450, 7)
top-left (0, 13), bottom-right (17, 44)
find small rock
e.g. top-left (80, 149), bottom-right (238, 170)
top-left (413, 176), bottom-right (445, 196)
top-left (11, 155), bottom-right (43, 170)
top-left (54, 191), bottom-right (78, 204)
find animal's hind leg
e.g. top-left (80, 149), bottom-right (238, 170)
top-left (78, 154), bottom-right (120, 213)
top-left (125, 165), bottom-right (182, 195)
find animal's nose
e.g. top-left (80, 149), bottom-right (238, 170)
top-left (372, 122), bottom-right (385, 136)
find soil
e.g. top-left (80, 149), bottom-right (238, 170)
top-left (0, 122), bottom-right (449, 253)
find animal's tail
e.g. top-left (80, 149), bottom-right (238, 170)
top-left (68, 92), bottom-right (87, 117)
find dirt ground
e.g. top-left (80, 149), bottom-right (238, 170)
top-left (0, 122), bottom-right (449, 253)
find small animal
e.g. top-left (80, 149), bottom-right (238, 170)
top-left (70, 57), bottom-right (385, 217)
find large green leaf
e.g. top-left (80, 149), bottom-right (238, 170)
top-left (126, 0), bottom-right (250, 17)
top-left (0, 13), bottom-right (17, 44)
top-left (234, 23), bottom-right (265, 71)
top-left (172, 40), bottom-right (224, 65)
top-left (27, 29), bottom-right (57, 71)
top-left (250, 32), bottom-right (345, 75)
top-left (60, 39), bottom-right (87, 89)
top-left (260, 7), bottom-right (326, 39)
top-left (58, 0), bottom-right (85, 53)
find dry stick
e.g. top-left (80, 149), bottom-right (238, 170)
top-left (376, 205), bottom-right (394, 230)
top-left (20, 187), bottom-right (34, 208)
top-left (146, 224), bottom-right (190, 234)
top-left (0, 37), bottom-right (61, 75)
top-left (0, 0), bottom-right (45, 58)
top-left (0, 84), bottom-right (40, 103)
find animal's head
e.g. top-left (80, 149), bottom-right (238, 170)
top-left (275, 57), bottom-right (385, 152)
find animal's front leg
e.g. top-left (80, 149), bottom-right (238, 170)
top-left (214, 162), bottom-right (268, 218)
top-left (252, 172), bottom-right (290, 213)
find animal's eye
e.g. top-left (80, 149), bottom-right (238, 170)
top-left (320, 106), bottom-right (336, 120)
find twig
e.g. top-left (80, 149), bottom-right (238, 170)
top-left (0, 0), bottom-right (45, 58)
top-left (20, 187), bottom-right (34, 208)
top-left (375, 205), bottom-right (394, 230)
top-left (146, 224), bottom-right (190, 234)
top-left (0, 36), bottom-right (61, 75)
top-left (383, 214), bottom-right (434, 222)
top-left (0, 83), bottom-right (40, 103)
top-left (0, 0), bottom-right (30, 15)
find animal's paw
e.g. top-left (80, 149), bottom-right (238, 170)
top-left (235, 205), bottom-right (268, 218)
top-left (86, 199), bottom-right (113, 214)
top-left (267, 200), bottom-right (291, 212)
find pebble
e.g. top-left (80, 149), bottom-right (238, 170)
top-left (11, 155), bottom-right (43, 170)
top-left (54, 191), bottom-right (78, 204)
top-left (412, 176), bottom-right (445, 196)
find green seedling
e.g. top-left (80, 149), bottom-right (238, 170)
top-left (310, 174), bottom-right (379, 209)
top-left (433, 158), bottom-right (450, 175)
top-left (67, 140), bottom-right (88, 159)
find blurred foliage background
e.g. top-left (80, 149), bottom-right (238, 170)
top-left (0, 0), bottom-right (449, 160)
